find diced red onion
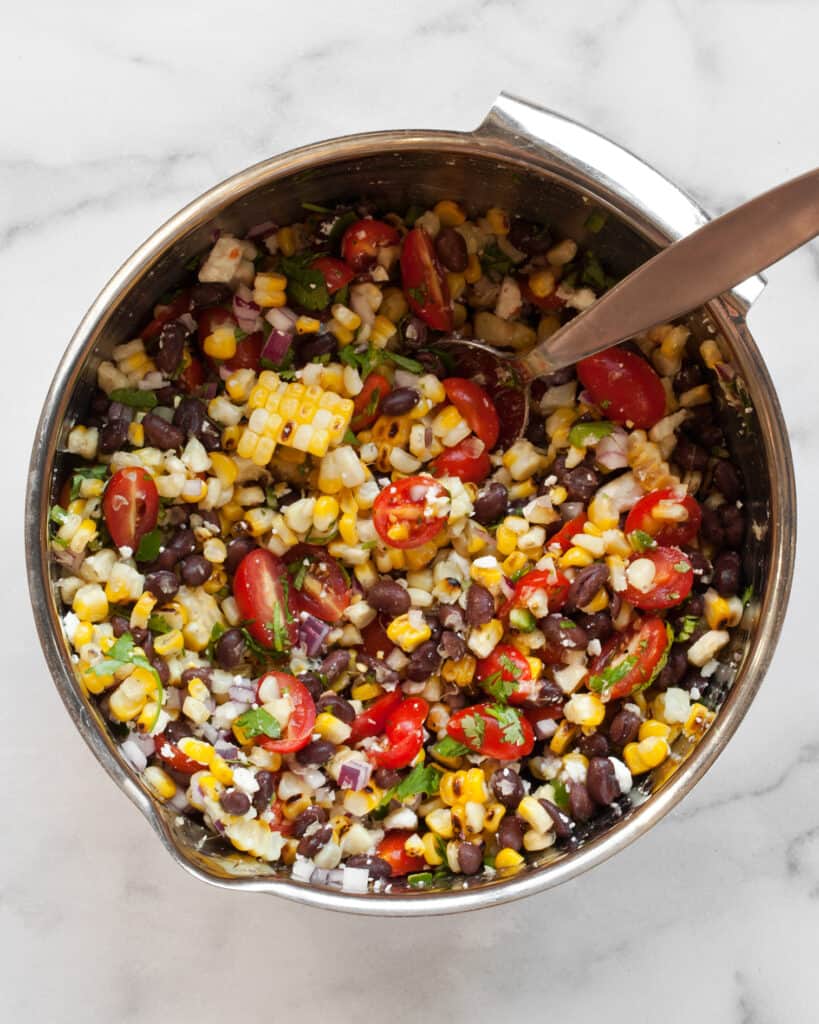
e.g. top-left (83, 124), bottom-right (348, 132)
top-left (338, 760), bottom-right (372, 791)
top-left (533, 717), bottom-right (558, 740)
top-left (266, 307), bottom-right (297, 332)
top-left (310, 867), bottom-right (345, 887)
top-left (214, 741), bottom-right (240, 761)
top-left (247, 219), bottom-right (278, 240)
top-left (120, 738), bottom-right (148, 772)
top-left (54, 547), bottom-right (84, 574)
top-left (212, 819), bottom-right (226, 834)
top-left (228, 682), bottom-right (257, 703)
top-left (233, 287), bottom-right (263, 333)
top-left (169, 790), bottom-right (189, 812)
top-left (197, 381), bottom-right (219, 400)
top-left (299, 614), bottom-right (331, 657)
top-left (260, 330), bottom-right (293, 367)
top-left (133, 732), bottom-right (158, 754)
top-left (596, 428), bottom-right (629, 471)
top-left (107, 401), bottom-right (133, 423)
top-left (499, 577), bottom-right (514, 600)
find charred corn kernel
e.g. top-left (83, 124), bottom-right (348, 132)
top-left (153, 629), bottom-right (184, 657)
top-left (486, 207), bottom-right (509, 235)
top-left (225, 368), bottom-right (256, 403)
top-left (639, 719), bottom-right (672, 741)
top-left (403, 833), bottom-right (426, 859)
top-left (143, 766), bottom-right (176, 801)
top-left (587, 493), bottom-right (619, 531)
top-left (160, 599), bottom-right (188, 628)
top-left (221, 425), bottom-right (242, 453)
top-left (425, 807), bottom-right (454, 839)
top-left (244, 507), bottom-right (275, 537)
top-left (517, 795), bottom-right (552, 833)
top-left (380, 287), bottom-right (409, 323)
top-left (209, 451), bottom-right (238, 487)
top-left (470, 556), bottom-right (503, 591)
top-left (338, 511), bottom-right (358, 545)
top-left (441, 655), bottom-right (477, 687)
top-left (483, 802), bottom-right (507, 833)
top-left (67, 518), bottom-right (97, 554)
top-left (421, 832), bottom-right (444, 866)
top-left (182, 621), bottom-right (210, 653)
top-left (451, 800), bottom-right (485, 836)
top-left (549, 484), bottom-right (569, 506)
top-left (495, 847), bottom-right (524, 869)
top-left (276, 226), bottom-right (296, 257)
top-left (313, 495), bottom-right (339, 533)
top-left (705, 590), bottom-right (741, 630)
top-left (386, 612), bottom-right (431, 653)
top-left (294, 315), bottom-right (320, 334)
top-left (130, 592), bottom-right (157, 631)
top-left (197, 773), bottom-right (222, 802)
top-left (528, 268), bottom-right (557, 298)
top-left (550, 720), bottom-right (579, 755)
top-left (72, 621), bottom-right (94, 650)
top-left (127, 421), bottom-right (144, 447)
top-left (342, 785), bottom-right (384, 816)
top-left (72, 584), bottom-right (108, 623)
top-left (314, 712), bottom-right (352, 744)
top-left (434, 199), bottom-right (466, 226)
top-left (431, 404), bottom-right (465, 437)
top-left (203, 325), bottom-right (238, 360)
top-left (559, 545), bottom-right (596, 569)
top-left (684, 702), bottom-right (715, 738)
top-left (281, 795), bottom-right (312, 821)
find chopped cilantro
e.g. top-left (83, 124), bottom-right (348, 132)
top-left (147, 614), bottom-right (173, 635)
top-left (395, 762), bottom-right (441, 800)
top-left (69, 464), bottom-right (108, 500)
top-left (339, 342), bottom-right (378, 380)
top-left (588, 655), bottom-right (638, 693)
top-left (486, 705), bottom-right (525, 745)
top-left (431, 736), bottom-right (470, 759)
top-left (628, 529), bottom-right (658, 553)
top-left (580, 252), bottom-right (615, 292)
top-left (461, 713), bottom-right (486, 748)
top-left (568, 420), bottom-right (614, 447)
top-left (288, 558), bottom-right (309, 591)
top-left (49, 505), bottom-right (68, 526)
top-left (403, 205), bottom-right (425, 226)
top-left (480, 242), bottom-right (514, 279)
top-left (87, 632), bottom-right (164, 730)
top-left (482, 671), bottom-right (517, 703)
top-left (551, 777), bottom-right (570, 809)
top-left (279, 252), bottom-right (330, 311)
top-left (234, 707), bottom-right (281, 740)
top-left (135, 528), bottom-right (163, 562)
top-left (381, 350), bottom-right (425, 374)
top-left (407, 871), bottom-right (434, 888)
top-left (407, 285), bottom-right (427, 305)
top-left (343, 428), bottom-right (361, 447)
top-left (109, 387), bottom-right (158, 410)
top-left (302, 201), bottom-right (332, 214)
top-left (675, 616), bottom-right (699, 643)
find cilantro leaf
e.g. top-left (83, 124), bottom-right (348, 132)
top-left (628, 529), bottom-right (657, 553)
top-left (486, 704), bottom-right (525, 746)
top-left (147, 614), bottom-right (173, 635)
top-left (86, 631), bottom-right (164, 730)
top-left (135, 528), bottom-right (163, 562)
top-left (675, 615), bottom-right (700, 643)
top-left (584, 210), bottom-right (607, 234)
top-left (461, 713), bottom-right (486, 748)
top-left (381, 350), bottom-right (425, 374)
top-left (395, 763), bottom-right (441, 800)
top-left (480, 242), bottom-right (514, 279)
top-left (431, 736), bottom-right (470, 759)
top-left (110, 387), bottom-right (158, 410)
top-left (551, 777), bottom-right (570, 809)
top-left (69, 464), bottom-right (108, 500)
top-left (588, 655), bottom-right (638, 693)
top-left (482, 671), bottom-right (517, 703)
top-left (580, 252), bottom-right (615, 292)
top-left (234, 707), bottom-right (282, 740)
top-left (280, 253), bottom-right (330, 311)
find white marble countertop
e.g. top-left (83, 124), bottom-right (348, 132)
top-left (4, 2), bottom-right (817, 1020)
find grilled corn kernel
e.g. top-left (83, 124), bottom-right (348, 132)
top-left (314, 712), bottom-right (353, 744)
top-left (684, 702), bottom-right (716, 738)
top-left (528, 268), bottom-right (557, 298)
top-left (422, 832), bottom-right (444, 866)
top-left (434, 200), bottom-right (466, 227)
top-left (549, 720), bottom-right (579, 755)
top-left (203, 326), bottom-right (238, 360)
top-left (517, 795), bottom-right (552, 834)
top-left (425, 807), bottom-right (454, 839)
top-left (209, 451), bottom-right (238, 487)
top-left (501, 552), bottom-right (529, 578)
top-left (386, 612), bottom-right (431, 653)
top-left (451, 800), bottom-right (486, 836)
top-left (143, 766), bottom-right (176, 801)
top-left (495, 847), bottom-right (524, 869)
top-left (130, 591), bottom-right (157, 631)
top-left (483, 802), bottom-right (507, 833)
top-left (638, 719), bottom-right (672, 741)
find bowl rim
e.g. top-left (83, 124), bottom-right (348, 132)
top-left (25, 99), bottom-right (796, 915)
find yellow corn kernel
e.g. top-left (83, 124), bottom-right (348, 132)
top-left (314, 712), bottom-right (352, 744)
top-left (203, 325), bottom-right (238, 360)
top-left (127, 421), bottom-right (144, 448)
top-left (108, 676), bottom-right (148, 722)
top-left (528, 268), bottom-right (556, 298)
top-left (209, 451), bottom-right (238, 487)
top-left (313, 495), bottom-right (339, 533)
top-left (495, 525), bottom-right (519, 557)
top-left (470, 558), bottom-right (503, 592)
top-left (705, 592), bottom-right (733, 630)
top-left (80, 661), bottom-right (114, 695)
top-left (187, 676), bottom-right (210, 703)
top-left (501, 552), bottom-right (529, 579)
top-left (153, 629), bottom-right (185, 657)
top-left (434, 200), bottom-right (466, 227)
top-left (72, 584), bottom-right (108, 623)
top-left (483, 802), bottom-right (506, 834)
top-left (441, 656), bottom-right (476, 688)
top-left (495, 847), bottom-right (524, 869)
top-left (370, 315), bottom-right (397, 347)
top-left (517, 795), bottom-right (552, 833)
top-left (564, 692), bottom-right (606, 728)
top-left (403, 833), bottom-right (426, 859)
top-left (130, 591), bottom-right (157, 631)
top-left (587, 494), bottom-right (619, 531)
top-left (425, 807), bottom-right (454, 839)
top-left (485, 207), bottom-right (509, 235)
top-left (331, 304), bottom-right (362, 331)
top-left (351, 681), bottom-right (382, 702)
top-left (548, 485), bottom-right (568, 507)
top-left (380, 287), bottom-right (409, 323)
top-left (463, 768), bottom-right (489, 804)
top-left (281, 795), bottom-right (312, 821)
top-left (338, 511), bottom-right (358, 546)
top-left (225, 369), bottom-right (256, 403)
top-left (210, 753), bottom-right (234, 786)
top-left (405, 543), bottom-right (438, 570)
top-left (446, 272), bottom-right (466, 301)
top-left (220, 425), bottom-right (242, 453)
top-left (549, 720), bottom-right (579, 756)
top-left (451, 800), bottom-right (485, 837)
top-left (175, 738), bottom-right (212, 769)
top-left (580, 588), bottom-right (609, 614)
top-left (329, 320), bottom-right (354, 345)
top-left (276, 227), bottom-right (296, 257)
top-left (422, 832), bottom-right (444, 866)
top-left (464, 253), bottom-right (482, 283)
top-left (637, 735), bottom-right (670, 769)
top-left (294, 315), bottom-right (320, 334)
top-left (623, 742), bottom-right (648, 775)
top-left (386, 612), bottom-right (431, 653)
top-left (639, 719), bottom-right (672, 741)
top-left (684, 702), bottom-right (716, 738)
top-left (559, 545), bottom-right (595, 569)
top-left (143, 766), bottom-right (176, 801)
top-left (508, 479), bottom-right (537, 501)
top-left (72, 620), bottom-right (94, 650)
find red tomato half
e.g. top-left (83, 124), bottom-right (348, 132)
top-left (312, 255), bottom-right (355, 293)
top-left (577, 347), bottom-right (666, 429)
top-left (589, 617), bottom-right (670, 701)
top-left (373, 476), bottom-right (448, 549)
top-left (476, 644), bottom-right (540, 705)
top-left (350, 690), bottom-right (403, 743)
top-left (547, 514), bottom-right (587, 553)
top-left (284, 543), bottom-right (350, 624)
top-left (341, 219), bottom-right (400, 271)
top-left (400, 227), bottom-right (453, 332)
top-left (177, 354), bottom-right (205, 393)
top-left (360, 617), bottom-right (396, 660)
top-left (625, 487), bottom-right (702, 548)
top-left (196, 306), bottom-right (237, 345)
top-left (447, 703), bottom-right (534, 760)
top-left (103, 468), bottom-right (159, 552)
top-left (442, 378), bottom-right (501, 450)
top-left (153, 733), bottom-right (205, 775)
top-left (376, 831), bottom-right (426, 877)
top-left (351, 373), bottom-right (390, 433)
top-left (233, 549), bottom-right (298, 651)
top-left (255, 673), bottom-right (317, 754)
top-left (431, 437), bottom-right (490, 483)
top-left (141, 290), bottom-right (192, 341)
top-left (224, 331), bottom-right (263, 372)
top-left (622, 546), bottom-right (694, 610)
top-left (502, 568), bottom-right (570, 619)
top-left (369, 697), bottom-right (429, 770)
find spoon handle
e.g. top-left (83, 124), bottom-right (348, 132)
top-left (518, 167), bottom-right (819, 377)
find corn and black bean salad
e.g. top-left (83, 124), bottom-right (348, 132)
top-left (52, 198), bottom-right (749, 891)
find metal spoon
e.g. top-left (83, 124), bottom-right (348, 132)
top-left (440, 167), bottom-right (819, 442)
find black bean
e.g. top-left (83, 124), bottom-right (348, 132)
top-left (150, 656), bottom-right (170, 687)
top-left (438, 604), bottom-right (465, 631)
top-left (400, 316), bottom-right (428, 348)
top-left (197, 415), bottom-right (222, 452)
top-left (683, 548), bottom-right (711, 579)
top-left (155, 385), bottom-right (179, 406)
top-left (345, 854), bottom-right (392, 881)
top-left (99, 418), bottom-right (129, 454)
top-left (316, 693), bottom-right (355, 724)
top-left (586, 758), bottom-right (620, 806)
top-left (367, 579), bottom-right (410, 617)
top-left (576, 610), bottom-right (613, 643)
top-left (225, 536), bottom-right (257, 574)
top-left (507, 218), bottom-right (551, 256)
top-left (220, 788), bottom-right (251, 816)
top-left (466, 584), bottom-right (495, 626)
top-left (722, 505), bottom-right (745, 548)
top-left (320, 650), bottom-right (349, 682)
top-left (712, 550), bottom-right (741, 596)
top-left (173, 396), bottom-right (205, 436)
top-left (135, 630), bottom-right (151, 655)
top-left (700, 506), bottom-right (725, 548)
top-left (180, 666), bottom-right (212, 688)
top-left (160, 528), bottom-right (197, 571)
top-left (608, 709), bottom-right (641, 747)
top-left (297, 333), bottom-right (337, 364)
top-left (252, 770), bottom-right (277, 814)
top-left (164, 504), bottom-right (189, 527)
top-left (406, 640), bottom-right (441, 682)
top-left (561, 465), bottom-right (600, 503)
top-left (163, 719), bottom-right (191, 745)
top-left (491, 767), bottom-right (524, 809)
top-left (576, 732), bottom-right (609, 759)
top-left (654, 647), bottom-right (688, 691)
top-left (355, 652), bottom-right (400, 688)
top-left (144, 570), bottom-right (180, 603)
top-left (568, 781), bottom-right (595, 823)
top-left (296, 739), bottom-right (336, 766)
top-left (111, 615), bottom-right (130, 637)
top-left (435, 227), bottom-right (468, 272)
top-left (458, 841), bottom-right (484, 875)
top-left (539, 799), bottom-right (574, 840)
top-left (213, 628), bottom-right (246, 669)
top-left (497, 815), bottom-right (525, 851)
top-left (681, 669), bottom-right (708, 694)
top-left (297, 825), bottom-right (333, 858)
top-left (713, 460), bottom-right (742, 502)
top-left (533, 678), bottom-right (565, 709)
top-left (380, 387), bottom-right (420, 416)
top-left (414, 350), bottom-right (446, 376)
top-left (541, 613), bottom-right (588, 650)
top-left (566, 564), bottom-right (609, 613)
top-left (89, 389), bottom-right (111, 417)
top-left (473, 482), bottom-right (508, 525)
top-left (674, 436), bottom-right (709, 472)
top-left (141, 412), bottom-right (185, 451)
top-left (373, 768), bottom-right (403, 790)
top-left (439, 630), bottom-right (466, 660)
top-left (155, 322), bottom-right (187, 375)
top-left (179, 554), bottom-right (213, 586)
top-left (681, 592), bottom-right (705, 619)
top-left (292, 805), bottom-right (328, 838)
top-left (673, 362), bottom-right (703, 394)
top-left (525, 417), bottom-right (548, 448)
top-left (191, 283), bottom-right (232, 310)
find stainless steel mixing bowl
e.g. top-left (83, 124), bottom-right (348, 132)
top-left (25, 93), bottom-right (796, 914)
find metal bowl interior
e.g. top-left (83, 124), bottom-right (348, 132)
top-left (25, 98), bottom-right (796, 914)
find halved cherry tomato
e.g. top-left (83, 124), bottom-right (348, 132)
top-left (520, 277), bottom-right (566, 312)
top-left (283, 543), bottom-right (350, 624)
top-left (400, 227), bottom-right (453, 332)
top-left (224, 331), bottom-right (263, 372)
top-left (373, 475), bottom-right (448, 549)
top-left (351, 373), bottom-right (391, 433)
top-left (577, 346), bottom-right (666, 429)
top-left (589, 616), bottom-right (670, 701)
top-left (312, 255), bottom-right (355, 293)
top-left (233, 549), bottom-right (298, 650)
top-left (102, 467), bottom-right (159, 551)
top-left (624, 487), bottom-right (702, 548)
top-left (623, 546), bottom-right (694, 610)
top-left (196, 306), bottom-right (236, 345)
top-left (547, 514), bottom-right (588, 553)
top-left (153, 733), bottom-right (205, 775)
top-left (255, 673), bottom-right (317, 753)
top-left (177, 354), bottom-right (205, 394)
top-left (501, 567), bottom-right (570, 619)
top-left (431, 436), bottom-right (490, 483)
top-left (266, 799), bottom-right (294, 837)
top-left (442, 378), bottom-right (500, 450)
top-left (350, 690), bottom-right (403, 743)
top-left (341, 219), bottom-right (400, 272)
top-left (376, 831), bottom-right (426, 877)
top-left (360, 617), bottom-right (396, 660)
top-left (476, 644), bottom-right (540, 705)
top-left (369, 697), bottom-right (429, 770)
top-left (446, 703), bottom-right (534, 760)
top-left (141, 290), bottom-right (192, 341)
